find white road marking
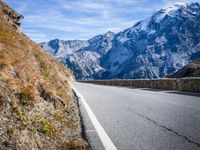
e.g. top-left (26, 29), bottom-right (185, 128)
top-left (85, 129), bottom-right (96, 133)
top-left (72, 85), bottom-right (118, 150)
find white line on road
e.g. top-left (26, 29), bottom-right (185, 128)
top-left (72, 85), bottom-right (118, 150)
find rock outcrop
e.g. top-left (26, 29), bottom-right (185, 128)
top-left (0, 1), bottom-right (23, 30)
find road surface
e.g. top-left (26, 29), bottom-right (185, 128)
top-left (73, 82), bottom-right (200, 150)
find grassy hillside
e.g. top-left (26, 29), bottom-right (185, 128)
top-left (166, 59), bottom-right (200, 78)
top-left (0, 1), bottom-right (86, 149)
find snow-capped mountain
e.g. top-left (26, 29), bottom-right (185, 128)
top-left (40, 31), bottom-right (114, 79)
top-left (40, 39), bottom-right (89, 58)
top-left (63, 51), bottom-right (105, 79)
top-left (40, 2), bottom-right (200, 80)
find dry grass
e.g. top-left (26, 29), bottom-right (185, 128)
top-left (0, 3), bottom-right (72, 105)
top-left (167, 59), bottom-right (200, 78)
top-left (17, 84), bottom-right (40, 106)
top-left (34, 113), bottom-right (59, 137)
top-left (0, 1), bottom-right (86, 149)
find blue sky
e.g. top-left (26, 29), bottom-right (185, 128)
top-left (4, 0), bottom-right (199, 43)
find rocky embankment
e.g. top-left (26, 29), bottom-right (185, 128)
top-left (0, 1), bottom-right (86, 149)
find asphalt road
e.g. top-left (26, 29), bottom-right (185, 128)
top-left (73, 82), bottom-right (200, 150)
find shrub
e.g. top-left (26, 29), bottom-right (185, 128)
top-left (34, 113), bottom-right (58, 137)
top-left (11, 97), bottom-right (19, 108)
top-left (0, 60), bottom-right (11, 70)
top-left (17, 84), bottom-right (39, 106)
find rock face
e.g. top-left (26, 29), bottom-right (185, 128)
top-left (41, 2), bottom-right (200, 80)
top-left (0, 1), bottom-right (86, 149)
top-left (40, 39), bottom-right (89, 58)
top-left (0, 1), bottom-right (23, 30)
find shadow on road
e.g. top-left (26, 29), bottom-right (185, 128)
top-left (105, 86), bottom-right (200, 98)
top-left (166, 91), bottom-right (200, 98)
top-left (139, 88), bottom-right (166, 92)
top-left (126, 87), bottom-right (200, 98)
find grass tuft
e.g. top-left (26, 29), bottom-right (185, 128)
top-left (17, 84), bottom-right (39, 106)
top-left (34, 113), bottom-right (58, 137)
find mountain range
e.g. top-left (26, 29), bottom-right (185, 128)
top-left (40, 2), bottom-right (200, 80)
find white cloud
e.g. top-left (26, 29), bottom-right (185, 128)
top-left (24, 30), bottom-right (48, 43)
top-left (6, 0), bottom-right (200, 42)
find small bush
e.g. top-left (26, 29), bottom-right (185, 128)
top-left (34, 113), bottom-right (58, 137)
top-left (12, 107), bottom-right (28, 121)
top-left (7, 126), bottom-right (16, 135)
top-left (18, 84), bottom-right (39, 106)
top-left (27, 124), bottom-right (37, 135)
top-left (53, 111), bottom-right (78, 129)
top-left (12, 107), bottom-right (21, 116)
top-left (0, 60), bottom-right (11, 70)
top-left (11, 97), bottom-right (19, 108)
top-left (61, 138), bottom-right (86, 150)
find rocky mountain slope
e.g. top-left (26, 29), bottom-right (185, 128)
top-left (41, 2), bottom-right (200, 80)
top-left (40, 31), bottom-right (115, 79)
top-left (0, 1), bottom-right (86, 149)
top-left (167, 59), bottom-right (200, 78)
top-left (40, 39), bottom-right (89, 59)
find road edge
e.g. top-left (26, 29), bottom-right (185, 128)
top-left (72, 90), bottom-right (92, 150)
top-left (72, 85), bottom-right (118, 150)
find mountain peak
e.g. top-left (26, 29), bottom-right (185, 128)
top-left (41, 1), bottom-right (200, 80)
top-left (156, 2), bottom-right (200, 21)
top-left (105, 31), bottom-right (115, 38)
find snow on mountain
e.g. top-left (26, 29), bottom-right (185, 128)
top-left (40, 2), bottom-right (200, 80)
top-left (40, 39), bottom-right (89, 58)
top-left (154, 3), bottom-right (186, 23)
top-left (82, 31), bottom-right (115, 55)
top-left (62, 51), bottom-right (105, 80)
top-left (40, 31), bottom-right (114, 79)
top-left (101, 2), bottom-right (200, 79)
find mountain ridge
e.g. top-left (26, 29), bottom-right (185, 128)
top-left (40, 2), bottom-right (200, 80)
